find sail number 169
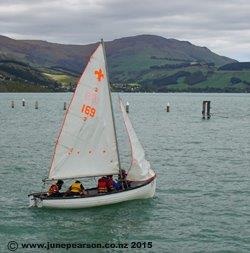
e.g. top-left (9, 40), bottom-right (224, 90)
top-left (81, 104), bottom-right (96, 117)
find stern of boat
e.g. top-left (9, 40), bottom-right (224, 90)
top-left (28, 194), bottom-right (43, 208)
top-left (148, 175), bottom-right (156, 198)
top-left (146, 170), bottom-right (156, 198)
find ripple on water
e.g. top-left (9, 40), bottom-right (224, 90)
top-left (0, 93), bottom-right (250, 252)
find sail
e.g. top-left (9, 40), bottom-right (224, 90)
top-left (49, 43), bottom-right (120, 179)
top-left (119, 99), bottom-right (152, 181)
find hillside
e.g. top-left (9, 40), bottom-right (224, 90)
top-left (138, 63), bottom-right (250, 92)
top-left (0, 59), bottom-right (69, 92)
top-left (0, 35), bottom-right (234, 70)
top-left (1, 34), bottom-right (249, 92)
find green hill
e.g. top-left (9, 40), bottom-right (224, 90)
top-left (135, 63), bottom-right (250, 92)
top-left (1, 34), bottom-right (249, 92)
top-left (0, 59), bottom-right (75, 92)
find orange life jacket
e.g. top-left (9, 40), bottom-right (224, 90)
top-left (98, 177), bottom-right (107, 193)
top-left (48, 184), bottom-right (59, 194)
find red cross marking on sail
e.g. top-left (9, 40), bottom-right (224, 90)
top-left (94, 68), bottom-right (104, 81)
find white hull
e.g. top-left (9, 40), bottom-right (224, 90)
top-left (29, 177), bottom-right (156, 209)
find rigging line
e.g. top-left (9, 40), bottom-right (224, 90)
top-left (118, 98), bottom-right (132, 190)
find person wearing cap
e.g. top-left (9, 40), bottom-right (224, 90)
top-left (48, 180), bottom-right (64, 197)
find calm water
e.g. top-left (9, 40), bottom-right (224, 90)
top-left (0, 93), bottom-right (250, 253)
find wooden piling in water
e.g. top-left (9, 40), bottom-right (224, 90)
top-left (63, 102), bottom-right (67, 110)
top-left (166, 102), bottom-right (170, 112)
top-left (126, 102), bottom-right (129, 113)
top-left (202, 101), bottom-right (211, 119)
top-left (202, 101), bottom-right (206, 119)
top-left (35, 101), bottom-right (38, 109)
top-left (207, 101), bottom-right (211, 119)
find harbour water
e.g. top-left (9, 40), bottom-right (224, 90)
top-left (0, 92), bottom-right (250, 253)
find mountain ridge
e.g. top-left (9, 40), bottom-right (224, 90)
top-left (0, 34), bottom-right (236, 71)
top-left (2, 34), bottom-right (250, 92)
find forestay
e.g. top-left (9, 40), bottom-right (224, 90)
top-left (119, 99), bottom-right (152, 181)
top-left (49, 43), bottom-right (119, 179)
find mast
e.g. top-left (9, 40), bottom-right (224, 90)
top-left (101, 39), bottom-right (122, 174)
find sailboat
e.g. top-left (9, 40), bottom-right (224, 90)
top-left (28, 40), bottom-right (156, 209)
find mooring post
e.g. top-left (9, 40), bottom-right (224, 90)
top-left (63, 102), bottom-right (67, 110)
top-left (202, 101), bottom-right (206, 119)
top-left (35, 101), bottom-right (38, 109)
top-left (202, 101), bottom-right (211, 119)
top-left (22, 98), bottom-right (25, 107)
top-left (207, 101), bottom-right (211, 119)
top-left (166, 102), bottom-right (170, 112)
top-left (126, 102), bottom-right (129, 113)
top-left (11, 101), bottom-right (14, 108)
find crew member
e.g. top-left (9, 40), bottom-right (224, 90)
top-left (98, 176), bottom-right (108, 193)
top-left (106, 175), bottom-right (115, 192)
top-left (48, 180), bottom-right (64, 197)
top-left (66, 180), bottom-right (85, 196)
top-left (117, 169), bottom-right (130, 189)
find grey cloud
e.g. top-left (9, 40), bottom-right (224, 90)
top-left (0, 0), bottom-right (250, 60)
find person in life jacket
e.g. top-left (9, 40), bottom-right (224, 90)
top-left (48, 180), bottom-right (64, 197)
top-left (106, 175), bottom-right (115, 192)
top-left (66, 180), bottom-right (85, 196)
top-left (117, 169), bottom-right (129, 189)
top-left (98, 176), bottom-right (108, 193)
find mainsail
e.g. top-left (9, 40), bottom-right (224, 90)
top-left (49, 43), bottom-right (120, 179)
top-left (119, 99), bottom-right (152, 181)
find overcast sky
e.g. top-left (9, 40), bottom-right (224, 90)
top-left (1, 0), bottom-right (250, 61)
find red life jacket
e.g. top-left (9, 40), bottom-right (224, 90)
top-left (98, 177), bottom-right (107, 193)
top-left (106, 177), bottom-right (114, 191)
top-left (48, 184), bottom-right (59, 194)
